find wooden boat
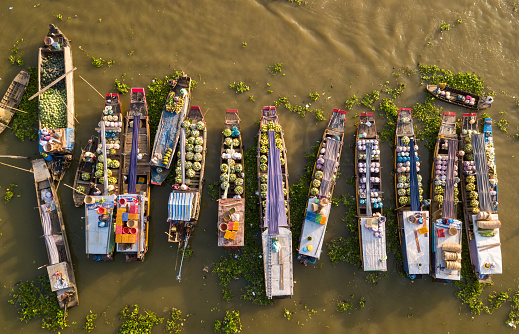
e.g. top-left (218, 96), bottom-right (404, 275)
top-left (115, 88), bottom-right (150, 262)
top-left (72, 94), bottom-right (123, 206)
top-left (167, 106), bottom-right (207, 280)
top-left (459, 114), bottom-right (501, 282)
top-left (355, 112), bottom-right (387, 272)
top-left (430, 112), bottom-right (462, 281)
top-left (84, 195), bottom-right (116, 262)
top-left (71, 137), bottom-right (97, 206)
top-left (217, 110), bottom-right (245, 249)
top-left (150, 75), bottom-right (191, 185)
top-left (297, 108), bottom-right (346, 265)
top-left (37, 24), bottom-right (75, 182)
top-left (0, 70), bottom-right (30, 133)
top-left (426, 84), bottom-right (492, 110)
top-left (394, 108), bottom-right (430, 278)
top-left (258, 106), bottom-right (293, 299)
top-left (32, 159), bottom-right (78, 309)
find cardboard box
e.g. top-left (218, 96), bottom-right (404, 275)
top-left (128, 213), bottom-right (139, 220)
top-left (233, 222), bottom-right (239, 231)
top-left (115, 234), bottom-right (123, 243)
top-left (128, 234), bottom-right (136, 243)
top-left (117, 208), bottom-right (126, 214)
top-left (320, 217), bottom-right (327, 225)
top-left (115, 225), bottom-right (123, 234)
top-left (116, 216), bottom-right (123, 226)
top-left (122, 212), bottom-right (129, 221)
top-left (129, 205), bottom-right (138, 214)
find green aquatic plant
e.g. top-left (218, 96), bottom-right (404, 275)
top-left (378, 98), bottom-right (399, 144)
top-left (8, 40), bottom-right (24, 66)
top-left (381, 82), bottom-right (406, 99)
top-left (242, 42), bottom-right (247, 47)
top-left (344, 95), bottom-right (359, 109)
top-left (229, 81), bottom-right (250, 93)
top-left (4, 183), bottom-right (17, 203)
top-left (83, 311), bottom-right (98, 332)
top-left (418, 63), bottom-right (485, 95)
top-left (336, 300), bottom-right (353, 312)
top-left (114, 78), bottom-right (129, 95)
top-left (165, 308), bottom-right (187, 334)
top-left (361, 90), bottom-right (380, 111)
top-left (283, 308), bottom-right (293, 320)
top-left (8, 275), bottom-right (68, 331)
top-left (497, 119), bottom-right (508, 133)
top-left (118, 304), bottom-right (163, 334)
top-left (267, 63), bottom-right (283, 75)
top-left (308, 92), bottom-right (320, 101)
top-left (214, 310), bottom-right (242, 334)
top-left (311, 108), bottom-right (326, 121)
top-left (440, 22), bottom-right (450, 31)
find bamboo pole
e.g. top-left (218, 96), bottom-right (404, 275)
top-left (28, 67), bottom-right (77, 100)
top-left (62, 183), bottom-right (87, 196)
top-left (0, 161), bottom-right (32, 173)
top-left (2, 105), bottom-right (28, 114)
top-left (55, 90), bottom-right (80, 124)
top-left (79, 75), bottom-right (105, 100)
top-left (0, 155), bottom-right (29, 159)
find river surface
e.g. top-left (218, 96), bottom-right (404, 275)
top-left (1, 0), bottom-right (519, 333)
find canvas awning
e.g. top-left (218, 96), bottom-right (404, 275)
top-left (168, 191), bottom-right (198, 221)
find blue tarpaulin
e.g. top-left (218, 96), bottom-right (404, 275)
top-left (168, 191), bottom-right (195, 221)
top-left (409, 138), bottom-right (420, 211)
top-left (264, 131), bottom-right (288, 234)
top-left (128, 116), bottom-right (140, 194)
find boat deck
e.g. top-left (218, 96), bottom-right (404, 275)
top-left (400, 210), bottom-right (430, 275)
top-left (85, 195), bottom-right (115, 256)
top-left (262, 228), bottom-right (293, 299)
top-left (217, 198), bottom-right (245, 248)
top-left (359, 217), bottom-right (387, 271)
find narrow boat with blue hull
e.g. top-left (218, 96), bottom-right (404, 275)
top-left (394, 108), bottom-right (430, 279)
top-left (37, 24), bottom-right (75, 182)
top-left (115, 88), bottom-right (150, 262)
top-left (355, 112), bottom-right (387, 272)
top-left (167, 106), bottom-right (207, 281)
top-left (297, 108), bottom-right (346, 265)
top-left (32, 159), bottom-right (79, 309)
top-left (459, 114), bottom-right (502, 283)
top-left (430, 112), bottom-right (462, 281)
top-left (150, 74), bottom-right (191, 185)
top-left (258, 106), bottom-right (293, 299)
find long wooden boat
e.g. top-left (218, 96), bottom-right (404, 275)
top-left (0, 70), bottom-right (30, 133)
top-left (459, 114), bottom-right (501, 282)
top-left (430, 112), bottom-right (462, 281)
top-left (426, 84), bottom-right (492, 110)
top-left (150, 75), bottom-right (191, 185)
top-left (355, 112), bottom-right (387, 271)
top-left (297, 108), bottom-right (346, 265)
top-left (37, 24), bottom-right (75, 182)
top-left (217, 110), bottom-right (245, 249)
top-left (114, 88), bottom-right (150, 262)
top-left (258, 106), bottom-right (293, 299)
top-left (394, 108), bottom-right (430, 278)
top-left (32, 159), bottom-right (78, 309)
top-left (167, 106), bottom-right (206, 280)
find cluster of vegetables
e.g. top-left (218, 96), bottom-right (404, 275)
top-left (219, 128), bottom-right (244, 195)
top-left (41, 53), bottom-right (65, 88)
top-left (162, 148), bottom-right (173, 165)
top-left (174, 119), bottom-right (205, 184)
top-left (94, 163), bottom-right (113, 178)
top-left (395, 141), bottom-right (424, 206)
top-left (99, 176), bottom-right (118, 185)
top-left (310, 171), bottom-right (323, 196)
top-left (258, 121), bottom-right (288, 210)
top-left (81, 172), bottom-right (91, 181)
top-left (76, 185), bottom-right (85, 194)
top-left (165, 93), bottom-right (185, 113)
top-left (39, 88), bottom-right (68, 129)
top-left (465, 175), bottom-right (479, 213)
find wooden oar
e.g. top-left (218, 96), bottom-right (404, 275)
top-left (62, 183), bottom-right (87, 196)
top-left (28, 67), bottom-right (77, 100)
top-left (0, 161), bottom-right (32, 173)
top-left (2, 105), bottom-right (28, 114)
top-left (79, 74), bottom-right (105, 100)
top-left (0, 155), bottom-right (29, 159)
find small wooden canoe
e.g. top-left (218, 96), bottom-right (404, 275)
top-left (427, 84), bottom-right (492, 110)
top-left (0, 70), bottom-right (30, 133)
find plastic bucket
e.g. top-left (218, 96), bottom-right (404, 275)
top-left (127, 220), bottom-right (137, 228)
top-left (123, 227), bottom-right (130, 234)
top-left (84, 196), bottom-right (95, 205)
top-left (130, 228), bottom-right (137, 234)
top-left (119, 198), bottom-right (127, 206)
top-left (97, 207), bottom-right (107, 214)
top-left (219, 223), bottom-right (228, 232)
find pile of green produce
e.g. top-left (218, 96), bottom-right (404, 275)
top-left (175, 119), bottom-right (205, 184)
top-left (39, 88), bottom-right (67, 129)
top-left (165, 94), bottom-right (185, 114)
top-left (40, 53), bottom-right (65, 88)
top-left (220, 127), bottom-right (244, 195)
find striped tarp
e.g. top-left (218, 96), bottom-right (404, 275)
top-left (472, 133), bottom-right (493, 213)
top-left (365, 143), bottom-right (372, 217)
top-left (318, 138), bottom-right (341, 198)
top-left (265, 131), bottom-right (288, 234)
top-left (409, 138), bottom-right (420, 211)
top-left (41, 204), bottom-right (60, 264)
top-left (168, 191), bottom-right (196, 221)
top-left (442, 139), bottom-right (457, 219)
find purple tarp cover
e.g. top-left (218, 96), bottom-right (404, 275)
top-left (442, 138), bottom-right (457, 219)
top-left (128, 115), bottom-right (140, 194)
top-left (265, 131), bottom-right (288, 234)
